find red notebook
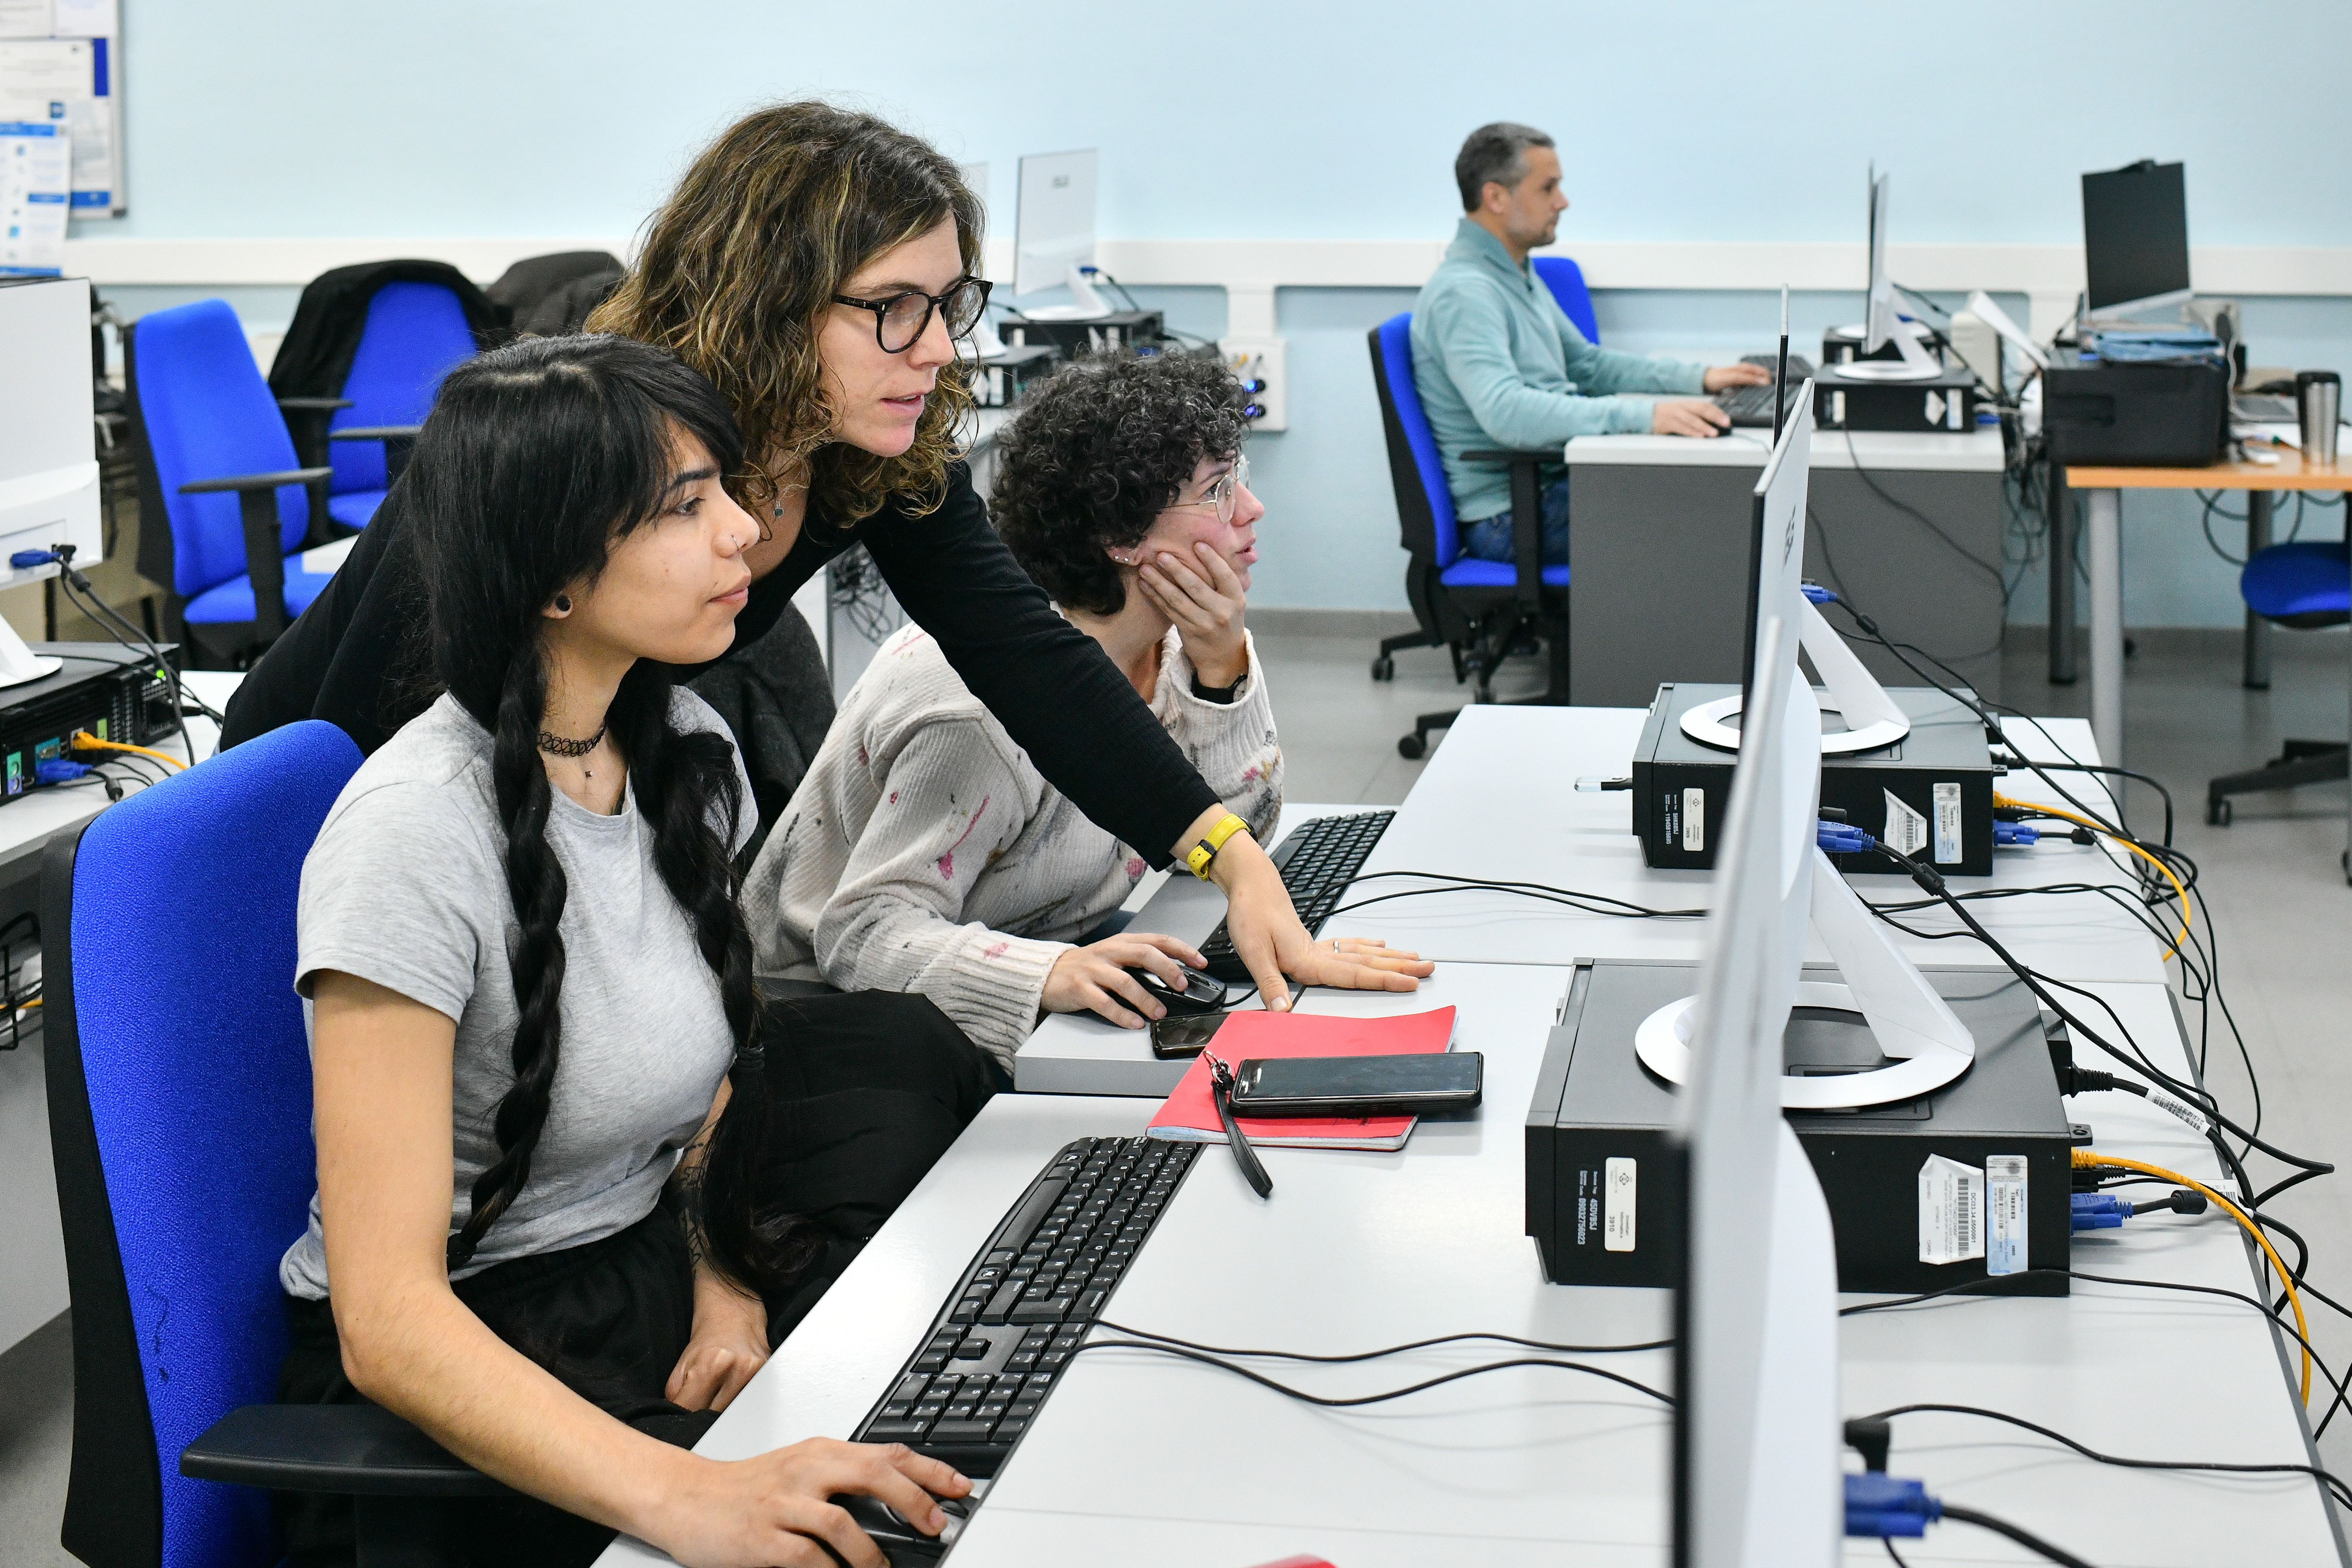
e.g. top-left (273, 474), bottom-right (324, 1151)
top-left (1145, 1006), bottom-right (1458, 1152)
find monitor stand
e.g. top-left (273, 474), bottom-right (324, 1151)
top-left (1679, 597), bottom-right (1910, 756)
top-left (1634, 846), bottom-right (1977, 1109)
top-left (1831, 316), bottom-right (1944, 382)
top-left (0, 612), bottom-right (61, 689)
top-left (1017, 263), bottom-right (1117, 322)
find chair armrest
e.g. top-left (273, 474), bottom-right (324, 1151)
top-left (331, 425), bottom-right (423, 490)
top-left (182, 1404), bottom-right (506, 1498)
top-left (276, 397), bottom-right (356, 413)
top-left (1459, 448), bottom-right (1562, 465)
top-left (174, 469), bottom-right (326, 641)
top-left (1459, 454), bottom-right (1555, 607)
top-left (177, 467), bottom-right (333, 495)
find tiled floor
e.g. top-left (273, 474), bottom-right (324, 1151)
top-left (1, 621), bottom-right (2346, 1564)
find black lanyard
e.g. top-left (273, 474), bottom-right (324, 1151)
top-left (1204, 1052), bottom-right (1272, 1199)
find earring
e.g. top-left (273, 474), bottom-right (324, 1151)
top-left (553, 593), bottom-right (572, 613)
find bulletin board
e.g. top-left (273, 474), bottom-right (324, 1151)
top-left (0, 0), bottom-right (123, 218)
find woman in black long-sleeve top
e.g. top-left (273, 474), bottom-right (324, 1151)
top-left (224, 100), bottom-right (1428, 1015)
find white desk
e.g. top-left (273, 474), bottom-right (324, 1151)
top-left (603, 971), bottom-right (2340, 1567)
top-left (1018, 707), bottom-right (2165, 1099)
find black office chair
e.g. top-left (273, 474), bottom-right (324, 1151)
top-left (1366, 313), bottom-right (1568, 758)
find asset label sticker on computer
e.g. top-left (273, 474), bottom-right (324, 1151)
top-left (1604, 1157), bottom-right (1636, 1252)
top-left (1917, 1154), bottom-right (1983, 1266)
top-left (1883, 790), bottom-right (1929, 857)
top-left (1932, 782), bottom-right (1963, 864)
top-left (1984, 1156), bottom-right (2028, 1275)
top-left (1681, 789), bottom-right (1704, 853)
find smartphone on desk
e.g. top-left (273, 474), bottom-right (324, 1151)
top-left (1229, 1052), bottom-right (1483, 1117)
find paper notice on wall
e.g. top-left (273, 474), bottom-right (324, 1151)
top-left (0, 3), bottom-right (51, 41)
top-left (1917, 1153), bottom-right (1983, 1267)
top-left (0, 117), bottom-right (68, 274)
top-left (51, 0), bottom-right (114, 37)
top-left (0, 33), bottom-right (114, 214)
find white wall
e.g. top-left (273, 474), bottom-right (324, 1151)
top-left (82, 0), bottom-right (2352, 625)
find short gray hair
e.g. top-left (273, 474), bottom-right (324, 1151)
top-left (1455, 122), bottom-right (1554, 211)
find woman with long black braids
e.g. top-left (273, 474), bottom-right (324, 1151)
top-left (276, 334), bottom-right (980, 1568)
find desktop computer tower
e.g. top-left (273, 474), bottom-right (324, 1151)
top-left (1524, 958), bottom-right (2075, 1296)
top-left (1630, 682), bottom-right (1998, 877)
top-left (999, 311), bottom-right (1165, 361)
top-left (1812, 365), bottom-right (1983, 433)
top-left (0, 642), bottom-right (182, 803)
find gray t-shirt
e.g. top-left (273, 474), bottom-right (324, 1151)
top-left (279, 689), bottom-right (756, 1300)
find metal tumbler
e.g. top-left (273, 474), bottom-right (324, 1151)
top-left (2296, 370), bottom-right (2340, 465)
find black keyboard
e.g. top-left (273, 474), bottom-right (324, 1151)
top-left (1717, 354), bottom-right (1816, 426)
top-left (850, 1135), bottom-right (1200, 1478)
top-left (1197, 809), bottom-right (1396, 982)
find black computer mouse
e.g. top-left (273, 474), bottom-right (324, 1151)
top-left (1127, 962), bottom-right (1228, 1016)
top-left (824, 1493), bottom-right (968, 1565)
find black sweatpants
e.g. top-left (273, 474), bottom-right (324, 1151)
top-left (276, 990), bottom-right (998, 1568)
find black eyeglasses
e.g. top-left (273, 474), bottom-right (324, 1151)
top-left (830, 277), bottom-right (993, 354)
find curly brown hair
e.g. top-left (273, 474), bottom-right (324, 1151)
top-left (589, 101), bottom-right (983, 529)
top-left (991, 351), bottom-right (1248, 617)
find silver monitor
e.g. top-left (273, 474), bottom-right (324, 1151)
top-left (1672, 398), bottom-right (1842, 1568)
top-left (0, 276), bottom-right (97, 683)
top-left (1838, 168), bottom-right (1939, 383)
top-left (1013, 148), bottom-right (1112, 318)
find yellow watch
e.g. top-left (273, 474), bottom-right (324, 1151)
top-left (1184, 813), bottom-right (1253, 880)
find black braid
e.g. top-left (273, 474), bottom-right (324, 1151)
top-left (447, 644), bottom-right (570, 1271)
top-left (612, 661), bottom-right (819, 1297)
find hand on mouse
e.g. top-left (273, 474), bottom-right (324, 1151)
top-left (649, 1438), bottom-right (968, 1568)
top-left (1043, 930), bottom-right (1207, 1029)
top-left (1650, 398), bottom-right (1733, 438)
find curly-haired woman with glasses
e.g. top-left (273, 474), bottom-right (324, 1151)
top-left (225, 98), bottom-right (1426, 1019)
top-left (743, 353), bottom-right (1414, 1065)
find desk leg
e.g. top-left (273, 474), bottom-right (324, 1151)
top-left (2048, 468), bottom-right (2076, 684)
top-left (2086, 488), bottom-right (2124, 766)
top-left (2243, 489), bottom-right (2273, 690)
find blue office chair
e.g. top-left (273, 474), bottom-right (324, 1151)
top-left (43, 720), bottom-right (494, 1568)
top-left (323, 281), bottom-right (478, 529)
top-left (1532, 255), bottom-right (1600, 345)
top-left (1366, 312), bottom-right (1569, 758)
top-left (125, 300), bottom-right (341, 667)
top-left (2205, 540), bottom-right (2350, 865)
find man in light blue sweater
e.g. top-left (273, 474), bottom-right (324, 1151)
top-left (1411, 122), bottom-right (1768, 566)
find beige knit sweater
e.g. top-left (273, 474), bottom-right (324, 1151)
top-left (744, 623), bottom-right (1283, 1067)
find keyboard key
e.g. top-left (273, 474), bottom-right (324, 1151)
top-left (1010, 1300), bottom-right (1066, 1325)
top-left (1006, 1400), bottom-right (1041, 1420)
top-left (1078, 1288), bottom-right (1110, 1318)
top-left (982, 1282), bottom-right (1024, 1324)
top-left (893, 1375), bottom-right (932, 1403)
top-left (994, 1415), bottom-right (1030, 1439)
top-left (930, 1419), bottom-right (997, 1445)
top-left (880, 1402), bottom-right (914, 1420)
top-left (913, 1351), bottom-right (948, 1373)
top-left (944, 1401), bottom-right (979, 1421)
top-left (865, 1420), bottom-right (932, 1442)
top-left (953, 1339), bottom-right (989, 1360)
top-left (977, 1401), bottom-right (1010, 1421)
top-left (1006, 1351), bottom-right (1038, 1372)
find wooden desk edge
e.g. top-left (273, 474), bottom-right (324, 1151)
top-left (2065, 459), bottom-right (2352, 491)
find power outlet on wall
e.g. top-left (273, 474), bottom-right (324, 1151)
top-left (1218, 337), bottom-right (1287, 432)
